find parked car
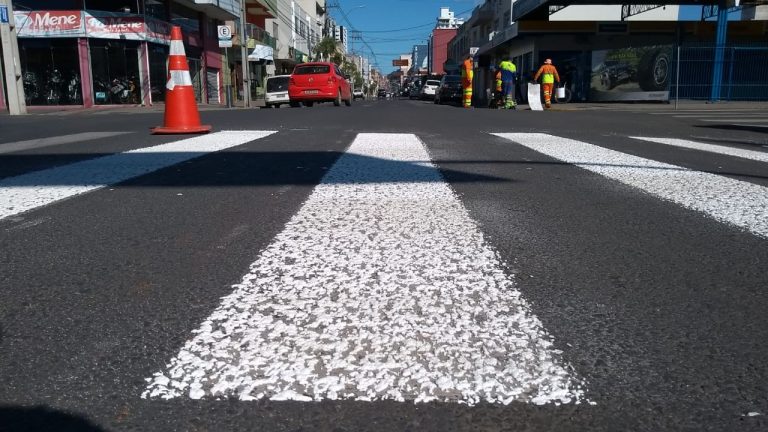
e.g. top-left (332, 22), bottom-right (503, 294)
top-left (264, 75), bottom-right (290, 108)
top-left (353, 88), bottom-right (365, 100)
top-left (434, 75), bottom-right (462, 105)
top-left (420, 79), bottom-right (441, 100)
top-left (288, 62), bottom-right (352, 107)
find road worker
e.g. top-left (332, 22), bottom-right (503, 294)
top-left (499, 56), bottom-right (517, 109)
top-left (461, 54), bottom-right (474, 108)
top-left (534, 58), bottom-right (560, 109)
top-left (492, 67), bottom-right (503, 109)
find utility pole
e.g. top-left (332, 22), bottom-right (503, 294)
top-left (239, 0), bottom-right (251, 107)
top-left (0, 0), bottom-right (27, 115)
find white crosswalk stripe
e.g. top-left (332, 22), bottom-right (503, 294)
top-left (630, 136), bottom-right (768, 163)
top-left (0, 131), bottom-right (276, 221)
top-left (494, 133), bottom-right (768, 239)
top-left (143, 133), bottom-right (586, 406)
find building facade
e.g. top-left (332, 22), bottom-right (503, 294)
top-left (460, 0), bottom-right (768, 104)
top-left (427, 8), bottom-right (462, 75)
top-left (2, 0), bottom-right (281, 110)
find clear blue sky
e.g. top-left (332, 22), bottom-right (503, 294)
top-left (329, 0), bottom-right (481, 73)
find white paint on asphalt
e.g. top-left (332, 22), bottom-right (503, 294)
top-left (0, 131), bottom-right (276, 221)
top-left (144, 133), bottom-right (585, 405)
top-left (0, 131), bottom-right (132, 155)
top-left (630, 136), bottom-right (768, 163)
top-left (494, 133), bottom-right (768, 239)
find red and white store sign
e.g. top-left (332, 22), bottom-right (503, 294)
top-left (86, 13), bottom-right (145, 36)
top-left (15, 11), bottom-right (84, 36)
top-left (14, 11), bottom-right (171, 44)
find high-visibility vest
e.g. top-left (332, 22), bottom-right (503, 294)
top-left (535, 64), bottom-right (560, 84)
top-left (499, 60), bottom-right (516, 82)
top-left (461, 59), bottom-right (473, 85)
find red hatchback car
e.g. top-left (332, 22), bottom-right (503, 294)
top-left (288, 62), bottom-right (352, 107)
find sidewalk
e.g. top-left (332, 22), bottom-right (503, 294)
top-left (7, 99), bottom-right (768, 116)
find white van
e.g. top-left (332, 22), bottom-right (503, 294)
top-left (265, 75), bottom-right (290, 108)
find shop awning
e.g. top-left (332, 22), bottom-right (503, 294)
top-left (512, 0), bottom-right (725, 21)
top-left (248, 44), bottom-right (274, 62)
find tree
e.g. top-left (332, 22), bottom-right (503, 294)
top-left (314, 37), bottom-right (340, 62)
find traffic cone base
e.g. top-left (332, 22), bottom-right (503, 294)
top-left (151, 124), bottom-right (212, 134)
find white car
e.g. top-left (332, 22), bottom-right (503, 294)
top-left (420, 80), bottom-right (440, 100)
top-left (353, 88), bottom-right (364, 100)
top-left (264, 75), bottom-right (291, 108)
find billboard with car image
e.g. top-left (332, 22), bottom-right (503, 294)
top-left (590, 45), bottom-right (673, 101)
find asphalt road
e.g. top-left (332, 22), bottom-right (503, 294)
top-left (1, 99), bottom-right (767, 431)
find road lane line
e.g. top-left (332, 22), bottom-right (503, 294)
top-left (0, 132), bottom-right (132, 155)
top-left (0, 131), bottom-right (276, 221)
top-left (630, 137), bottom-right (768, 163)
top-left (494, 133), bottom-right (768, 239)
top-left (143, 133), bottom-right (585, 406)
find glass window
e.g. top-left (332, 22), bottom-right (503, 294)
top-left (206, 68), bottom-right (220, 104)
top-left (19, 39), bottom-right (82, 106)
top-left (266, 76), bottom-right (289, 92)
top-left (83, 0), bottom-right (139, 13)
top-left (294, 65), bottom-right (330, 74)
top-left (90, 40), bottom-right (140, 105)
top-left (148, 43), bottom-right (169, 103)
top-left (14, 0), bottom-right (79, 9)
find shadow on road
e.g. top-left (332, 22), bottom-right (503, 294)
top-left (695, 124), bottom-right (768, 134)
top-left (0, 152), bottom-right (511, 187)
top-left (0, 405), bottom-right (105, 432)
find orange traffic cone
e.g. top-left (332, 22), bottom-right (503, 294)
top-left (152, 26), bottom-right (211, 134)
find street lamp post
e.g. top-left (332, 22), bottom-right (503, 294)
top-left (240, 0), bottom-right (250, 108)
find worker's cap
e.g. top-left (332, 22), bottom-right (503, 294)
top-left (544, 58), bottom-right (552, 64)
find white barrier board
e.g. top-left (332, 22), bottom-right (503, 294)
top-left (527, 83), bottom-right (543, 111)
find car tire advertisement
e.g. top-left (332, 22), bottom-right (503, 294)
top-left (590, 46), bottom-right (672, 102)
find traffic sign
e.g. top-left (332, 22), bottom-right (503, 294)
top-left (217, 25), bottom-right (233, 48)
top-left (0, 6), bottom-right (9, 24)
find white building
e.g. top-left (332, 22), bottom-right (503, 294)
top-left (436, 7), bottom-right (464, 29)
top-left (335, 25), bottom-right (349, 53)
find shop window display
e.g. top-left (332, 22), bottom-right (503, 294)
top-left (19, 39), bottom-right (82, 106)
top-left (149, 44), bottom-right (169, 103)
top-left (90, 40), bottom-right (140, 105)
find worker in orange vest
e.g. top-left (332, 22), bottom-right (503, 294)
top-left (534, 58), bottom-right (560, 109)
top-left (493, 67), bottom-right (503, 109)
top-left (461, 54), bottom-right (474, 108)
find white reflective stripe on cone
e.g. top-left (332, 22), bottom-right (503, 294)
top-left (166, 70), bottom-right (193, 91)
top-left (169, 40), bottom-right (185, 56)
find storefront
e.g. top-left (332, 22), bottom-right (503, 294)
top-left (12, 8), bottom-right (223, 108)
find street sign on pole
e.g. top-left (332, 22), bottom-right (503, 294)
top-left (0, 6), bottom-right (9, 23)
top-left (218, 25), bottom-right (233, 48)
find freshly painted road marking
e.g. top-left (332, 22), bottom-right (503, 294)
top-left (494, 133), bottom-right (768, 239)
top-left (144, 133), bottom-right (585, 405)
top-left (0, 131), bottom-right (276, 221)
top-left (630, 137), bottom-right (768, 163)
top-left (0, 132), bottom-right (132, 155)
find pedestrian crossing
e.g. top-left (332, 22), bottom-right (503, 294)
top-left (640, 109), bottom-right (768, 128)
top-left (2, 128), bottom-right (766, 407)
top-left (0, 131), bottom-right (276, 221)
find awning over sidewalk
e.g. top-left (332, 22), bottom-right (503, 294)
top-left (512, 0), bottom-right (725, 21)
top-left (248, 44), bottom-right (274, 62)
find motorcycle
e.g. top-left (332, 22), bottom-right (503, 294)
top-left (45, 69), bottom-right (63, 105)
top-left (66, 71), bottom-right (82, 105)
top-left (22, 71), bottom-right (39, 105)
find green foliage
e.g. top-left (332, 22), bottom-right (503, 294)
top-left (314, 37), bottom-right (340, 62)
